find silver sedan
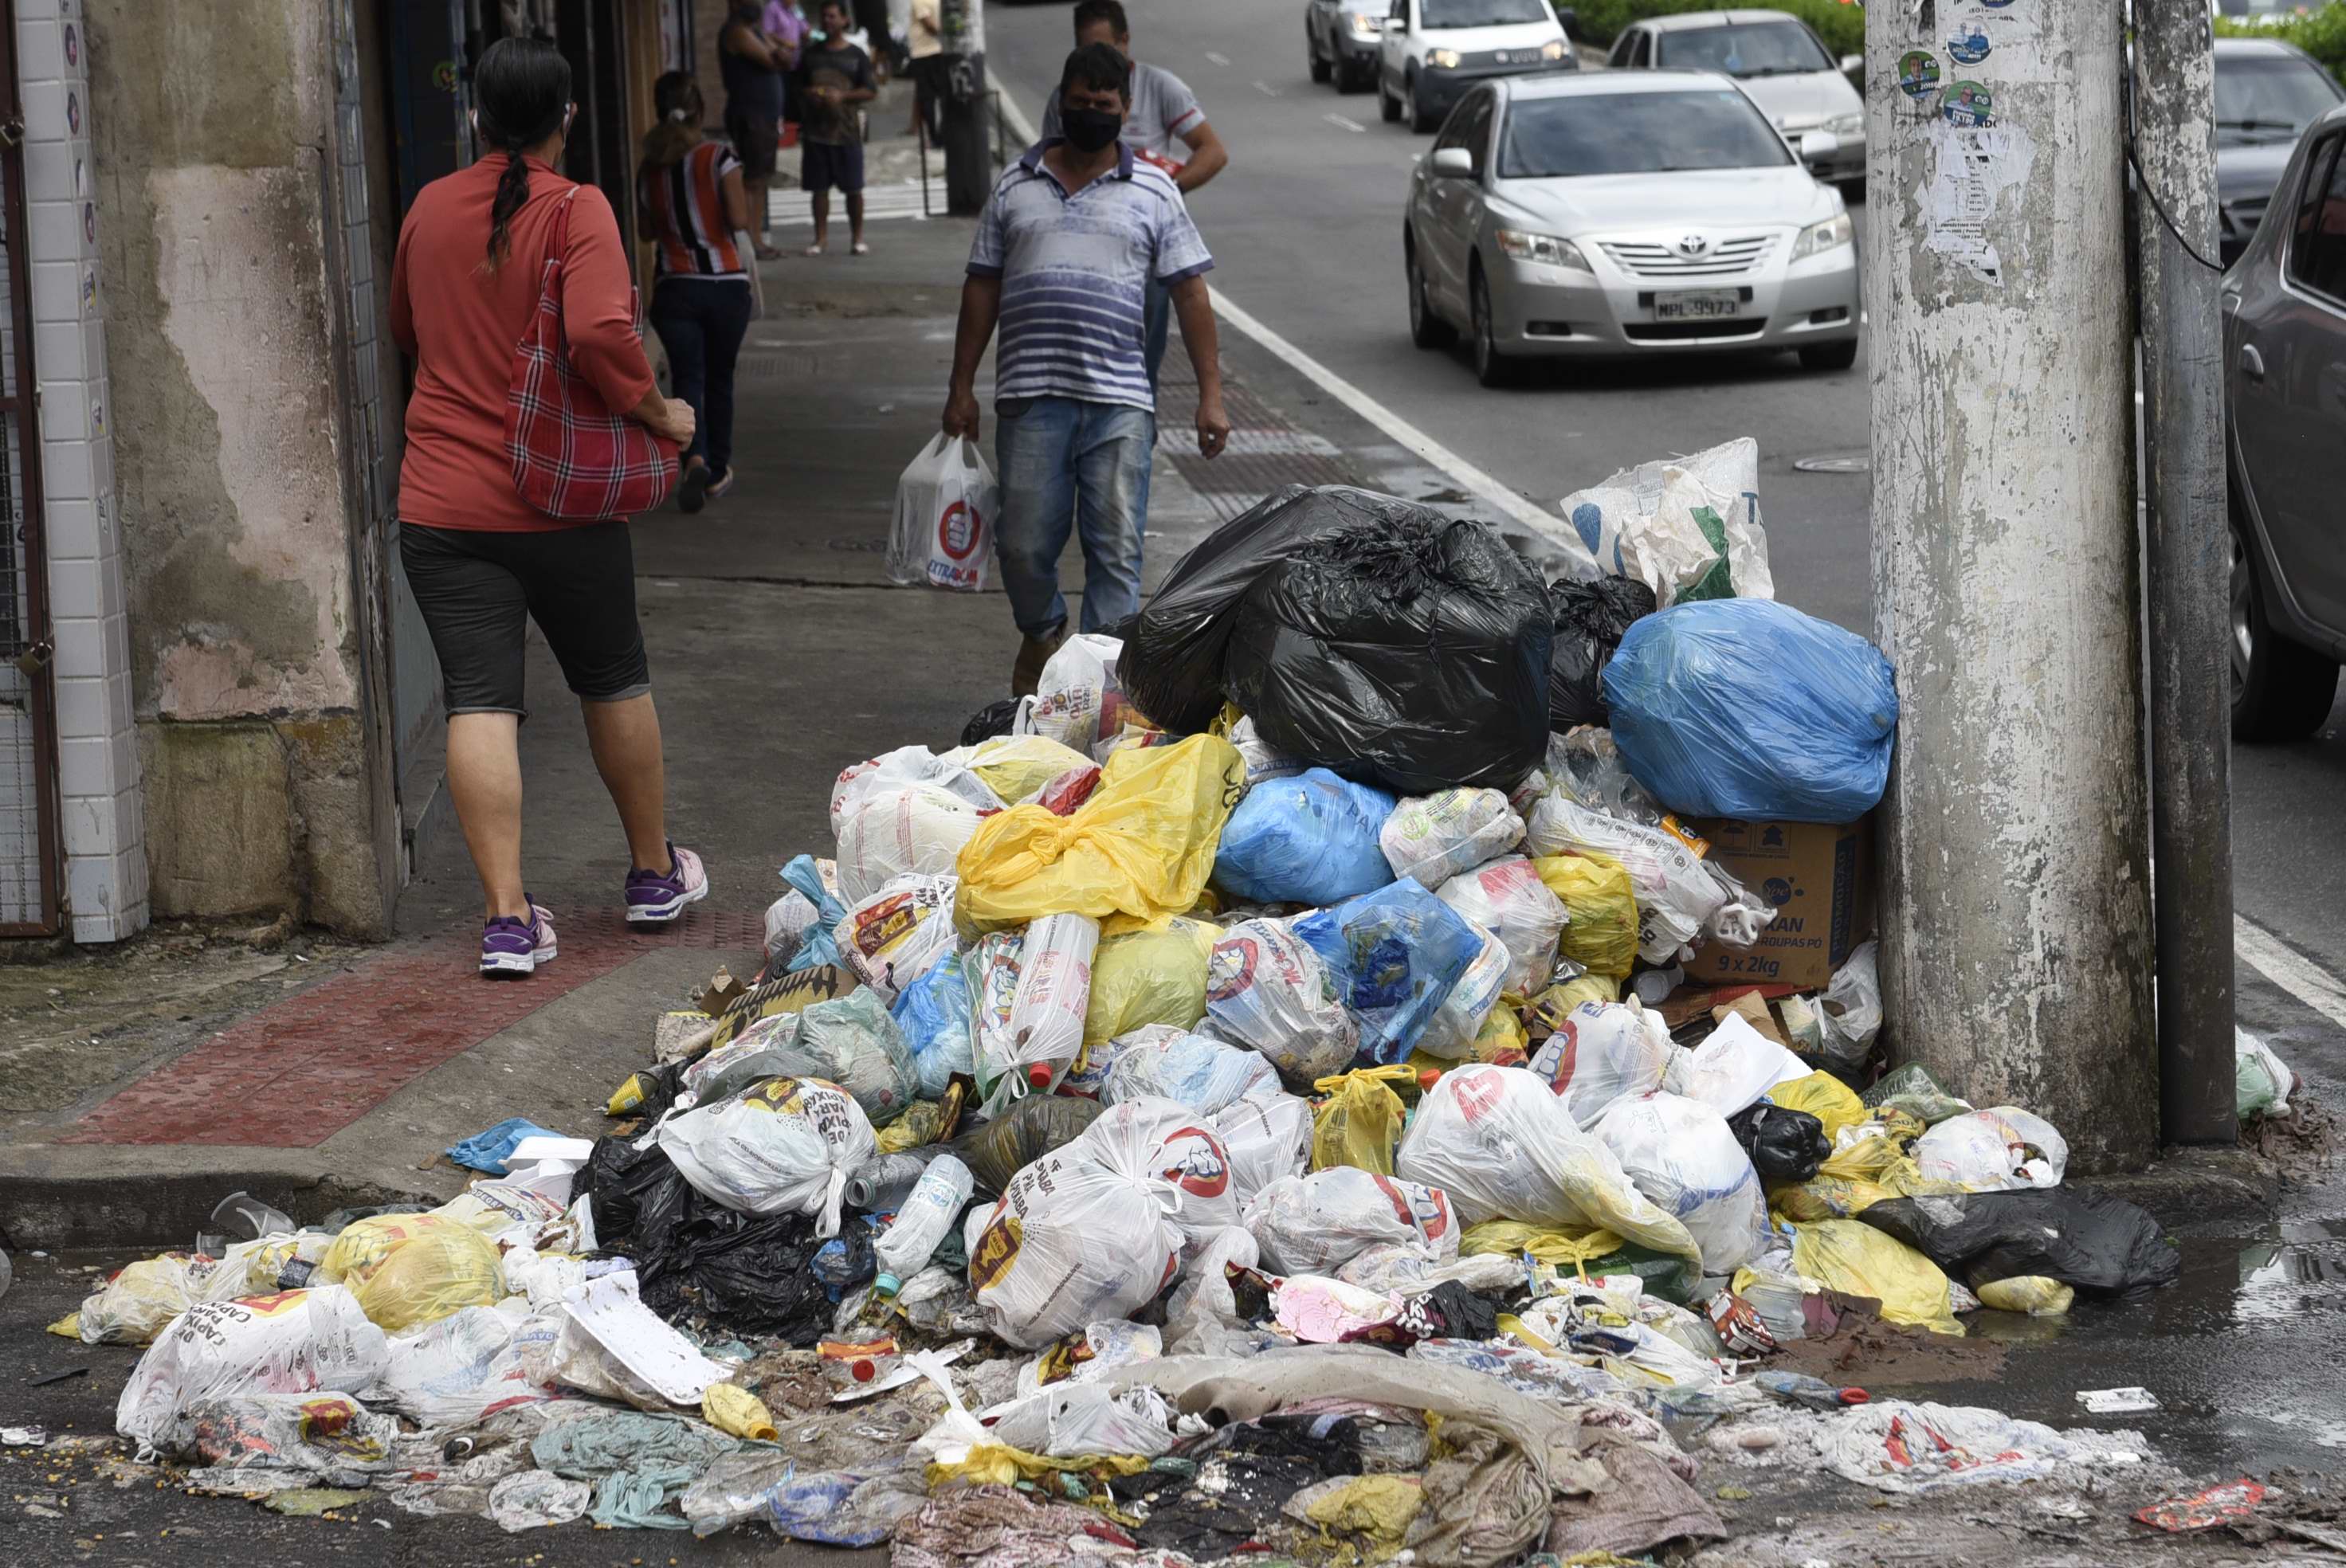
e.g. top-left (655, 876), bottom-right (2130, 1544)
top-left (1402, 69), bottom-right (1861, 385)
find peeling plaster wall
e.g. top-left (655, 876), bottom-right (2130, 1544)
top-left (84, 0), bottom-right (391, 935)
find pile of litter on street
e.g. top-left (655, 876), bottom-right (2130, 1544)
top-left (53, 447), bottom-right (2301, 1561)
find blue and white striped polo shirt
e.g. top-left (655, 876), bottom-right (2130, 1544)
top-left (967, 140), bottom-right (1214, 414)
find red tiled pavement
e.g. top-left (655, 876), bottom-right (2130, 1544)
top-left (53, 906), bottom-right (765, 1149)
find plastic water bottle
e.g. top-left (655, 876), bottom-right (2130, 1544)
top-left (845, 1151), bottom-right (941, 1212)
top-left (871, 1154), bottom-right (974, 1299)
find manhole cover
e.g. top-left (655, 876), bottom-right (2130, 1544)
top-left (1792, 455), bottom-right (1870, 474)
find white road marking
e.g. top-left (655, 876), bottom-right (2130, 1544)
top-left (1206, 51), bottom-right (1231, 65)
top-left (1253, 80), bottom-right (1281, 96)
top-left (2236, 915), bottom-right (2346, 1033)
top-left (991, 82), bottom-right (1562, 538)
top-left (1324, 112), bottom-right (1367, 133)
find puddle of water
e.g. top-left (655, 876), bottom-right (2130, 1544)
top-left (2153, 1229), bottom-right (2346, 1333)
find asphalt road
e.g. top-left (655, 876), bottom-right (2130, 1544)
top-left (984, 0), bottom-right (2346, 979)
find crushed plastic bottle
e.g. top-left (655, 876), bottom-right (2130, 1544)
top-left (873, 1154), bottom-right (974, 1298)
top-left (1755, 1369), bottom-right (1866, 1410)
top-left (845, 1151), bottom-right (942, 1213)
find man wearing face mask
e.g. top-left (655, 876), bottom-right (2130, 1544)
top-left (944, 43), bottom-right (1232, 698)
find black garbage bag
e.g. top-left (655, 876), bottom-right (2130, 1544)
top-left (1728, 1103), bottom-right (1832, 1184)
top-left (960, 697), bottom-right (1021, 746)
top-left (946, 1092), bottom-right (1104, 1195)
top-left (1120, 486), bottom-right (1437, 735)
top-left (1548, 575), bottom-right (1657, 730)
top-left (1858, 1188), bottom-right (2180, 1295)
top-left (580, 1135), bottom-right (694, 1249)
top-left (639, 1204), bottom-right (834, 1343)
top-left (1223, 514), bottom-right (1554, 794)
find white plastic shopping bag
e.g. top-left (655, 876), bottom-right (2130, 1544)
top-left (889, 434), bottom-right (995, 592)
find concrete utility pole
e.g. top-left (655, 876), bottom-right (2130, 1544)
top-left (1866, 0), bottom-right (2158, 1172)
top-left (2133, 0), bottom-right (2239, 1147)
top-left (940, 0), bottom-right (992, 215)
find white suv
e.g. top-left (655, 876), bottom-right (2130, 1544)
top-left (1379, 0), bottom-right (1578, 134)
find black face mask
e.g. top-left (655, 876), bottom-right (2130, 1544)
top-left (1061, 106), bottom-right (1124, 153)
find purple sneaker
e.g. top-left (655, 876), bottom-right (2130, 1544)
top-left (480, 901), bottom-right (557, 978)
top-left (626, 842), bottom-right (708, 925)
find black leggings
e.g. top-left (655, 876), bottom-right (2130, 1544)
top-left (649, 277), bottom-right (753, 476)
top-left (399, 520), bottom-right (648, 719)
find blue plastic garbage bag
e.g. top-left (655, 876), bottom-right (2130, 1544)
top-left (890, 949), bottom-right (975, 1099)
top-left (1293, 880), bottom-right (1484, 1064)
top-left (1214, 766), bottom-right (1398, 905)
top-left (779, 853), bottom-right (849, 974)
top-left (1601, 597), bottom-right (1898, 824)
top-left (445, 1116), bottom-right (561, 1173)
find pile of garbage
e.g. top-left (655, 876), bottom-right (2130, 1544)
top-left (62, 455), bottom-right (2271, 1560)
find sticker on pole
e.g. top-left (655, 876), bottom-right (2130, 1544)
top-left (1940, 80), bottom-right (1995, 129)
top-left (1897, 52), bottom-right (1940, 99)
top-left (1946, 27), bottom-right (1990, 65)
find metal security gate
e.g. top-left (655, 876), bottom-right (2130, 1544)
top-left (0, 0), bottom-right (57, 936)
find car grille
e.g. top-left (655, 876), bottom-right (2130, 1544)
top-left (1464, 46), bottom-right (1560, 67)
top-left (1598, 234), bottom-right (1777, 279)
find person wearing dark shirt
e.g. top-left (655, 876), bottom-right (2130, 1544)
top-left (798, 1), bottom-right (878, 255)
top-left (719, 2), bottom-right (794, 259)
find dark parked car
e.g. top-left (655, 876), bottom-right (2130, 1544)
top-left (1306, 1), bottom-right (1386, 91)
top-left (2215, 37), bottom-right (2344, 267)
top-left (2223, 103), bottom-right (2346, 739)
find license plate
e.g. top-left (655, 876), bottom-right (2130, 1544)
top-left (1654, 290), bottom-right (1740, 320)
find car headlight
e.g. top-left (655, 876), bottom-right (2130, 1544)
top-left (1791, 212), bottom-right (1854, 261)
top-left (1826, 111), bottom-right (1862, 136)
top-left (1426, 48), bottom-right (1463, 69)
top-left (1495, 228), bottom-right (1593, 272)
top-left (1541, 39), bottom-right (1571, 61)
top-left (1348, 11), bottom-right (1382, 37)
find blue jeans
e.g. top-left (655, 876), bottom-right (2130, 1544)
top-left (648, 278), bottom-right (752, 474)
top-left (994, 396), bottom-right (1155, 638)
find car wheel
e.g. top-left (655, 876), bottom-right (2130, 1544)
top-left (1799, 339), bottom-right (1859, 371)
top-left (1337, 56), bottom-right (1367, 93)
top-left (1407, 239), bottom-right (1455, 349)
top-left (1380, 74), bottom-right (1402, 121)
top-left (1471, 263), bottom-right (1513, 387)
top-left (1406, 75), bottom-right (1437, 133)
top-left (2232, 522), bottom-right (2341, 741)
top-left (1308, 26), bottom-right (1334, 83)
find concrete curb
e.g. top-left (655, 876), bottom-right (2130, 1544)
top-left (0, 1143), bottom-right (452, 1252)
top-left (2069, 1145), bottom-right (2281, 1228)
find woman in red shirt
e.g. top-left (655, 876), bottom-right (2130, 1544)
top-left (390, 37), bottom-right (709, 978)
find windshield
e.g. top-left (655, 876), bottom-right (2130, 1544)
top-left (2215, 55), bottom-right (2342, 145)
top-left (1421, 0), bottom-right (1552, 26)
top-left (1657, 22), bottom-right (1831, 76)
top-left (2218, 0), bottom-right (2311, 15)
top-left (1500, 89), bottom-right (1794, 178)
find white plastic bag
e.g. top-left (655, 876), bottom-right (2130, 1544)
top-left (1525, 791), bottom-right (1732, 962)
top-left (1912, 1107), bottom-right (2069, 1191)
top-left (72, 1252), bottom-right (257, 1347)
top-left (1435, 856), bottom-right (1567, 994)
top-left (116, 1287), bottom-right (389, 1457)
top-left (2238, 1028), bottom-right (2294, 1119)
top-left (1662, 1011), bottom-right (1810, 1117)
top-left (971, 911), bottom-right (1100, 1098)
top-left (1380, 789), bottom-right (1525, 888)
top-left (1016, 633), bottom-right (1128, 755)
top-left (1527, 999), bottom-right (1674, 1127)
top-left (834, 875), bottom-right (960, 1004)
top-left (889, 433), bottom-right (995, 591)
top-left (1416, 925), bottom-right (1510, 1059)
top-left (656, 1075), bottom-right (877, 1236)
top-left (1228, 715), bottom-right (1307, 790)
top-left (1243, 1168), bottom-right (1459, 1275)
top-left (763, 889), bottom-right (821, 966)
top-left (1207, 1089), bottom-right (1313, 1208)
top-left (834, 783), bottom-right (991, 905)
top-left (830, 745), bottom-right (998, 839)
top-left (1590, 1092), bottom-right (1768, 1275)
top-left (1202, 919), bottom-right (1359, 1089)
top-left (1395, 1064), bottom-right (1698, 1261)
top-left (987, 1382), bottom-right (1178, 1459)
top-left (1103, 1029), bottom-right (1282, 1115)
top-left (374, 1305), bottom-right (560, 1427)
top-left (1552, 437), bottom-right (1773, 607)
top-left (1163, 1226), bottom-right (1260, 1354)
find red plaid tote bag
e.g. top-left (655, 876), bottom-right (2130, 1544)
top-left (504, 188), bottom-right (678, 519)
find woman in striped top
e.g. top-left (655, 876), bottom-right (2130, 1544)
top-left (638, 73), bottom-right (757, 513)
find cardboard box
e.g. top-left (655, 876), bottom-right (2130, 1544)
top-left (1682, 814), bottom-right (1875, 990)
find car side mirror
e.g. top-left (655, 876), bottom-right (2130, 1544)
top-left (1386, 16), bottom-right (1406, 33)
top-left (1839, 53), bottom-right (1863, 75)
top-left (1430, 146), bottom-right (1474, 178)
top-left (1799, 129), bottom-right (1840, 164)
top-left (1553, 6), bottom-right (1579, 39)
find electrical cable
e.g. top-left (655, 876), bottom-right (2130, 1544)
top-left (2124, 124), bottom-right (2227, 274)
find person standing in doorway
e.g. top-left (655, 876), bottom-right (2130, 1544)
top-left (389, 38), bottom-right (710, 978)
top-left (798, 1), bottom-right (877, 256)
top-left (720, 1), bottom-right (794, 259)
top-left (1040, 0), bottom-right (1229, 388)
top-left (639, 73), bottom-right (754, 514)
top-left (942, 43), bottom-right (1232, 696)
top-left (904, 0), bottom-right (945, 144)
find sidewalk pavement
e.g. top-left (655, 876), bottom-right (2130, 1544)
top-left (0, 82), bottom-right (1466, 1252)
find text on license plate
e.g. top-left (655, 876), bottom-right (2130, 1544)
top-left (1654, 290), bottom-right (1740, 320)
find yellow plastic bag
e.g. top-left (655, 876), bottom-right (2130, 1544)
top-left (955, 735), bottom-right (1245, 939)
top-left (927, 1442), bottom-right (1152, 1489)
top-left (1787, 1219), bottom-right (1963, 1336)
top-left (1532, 854), bottom-right (1639, 980)
top-left (1976, 1276), bottom-right (2074, 1316)
top-left (316, 1213), bottom-right (503, 1333)
top-left (1767, 1071), bottom-right (1869, 1141)
top-left (963, 735), bottom-right (1096, 806)
top-left (1082, 917), bottom-right (1220, 1048)
top-left (1311, 1066), bottom-right (1414, 1174)
top-left (1467, 998), bottom-right (1529, 1064)
top-left (1460, 1219), bottom-right (1627, 1268)
top-left (874, 1095), bottom-right (955, 1154)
